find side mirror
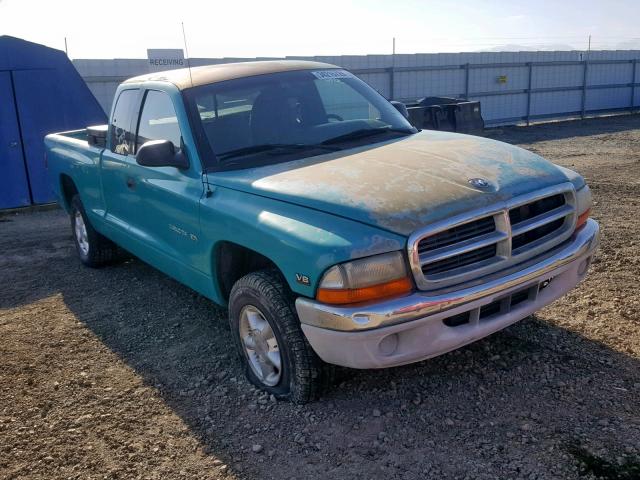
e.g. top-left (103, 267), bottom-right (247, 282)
top-left (136, 140), bottom-right (189, 169)
top-left (390, 101), bottom-right (409, 119)
top-left (87, 125), bottom-right (108, 148)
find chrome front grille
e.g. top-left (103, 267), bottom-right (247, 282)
top-left (408, 184), bottom-right (577, 290)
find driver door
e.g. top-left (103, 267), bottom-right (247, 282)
top-left (123, 88), bottom-right (204, 273)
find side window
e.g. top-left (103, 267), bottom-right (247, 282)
top-left (314, 79), bottom-right (380, 121)
top-left (110, 89), bottom-right (138, 155)
top-left (136, 90), bottom-right (182, 151)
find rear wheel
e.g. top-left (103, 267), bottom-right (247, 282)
top-left (70, 195), bottom-right (123, 267)
top-left (229, 269), bottom-right (333, 403)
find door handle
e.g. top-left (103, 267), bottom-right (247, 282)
top-left (126, 177), bottom-right (136, 189)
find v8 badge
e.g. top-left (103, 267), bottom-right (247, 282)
top-left (295, 273), bottom-right (311, 286)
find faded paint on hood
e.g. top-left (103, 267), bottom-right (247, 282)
top-left (211, 130), bottom-right (573, 237)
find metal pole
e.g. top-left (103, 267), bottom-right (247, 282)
top-left (631, 59), bottom-right (637, 113)
top-left (64, 37), bottom-right (68, 57)
top-left (389, 67), bottom-right (395, 100)
top-left (390, 37), bottom-right (396, 100)
top-left (581, 35), bottom-right (591, 119)
top-left (581, 60), bottom-right (588, 119)
top-left (464, 63), bottom-right (470, 99)
top-left (526, 62), bottom-right (533, 126)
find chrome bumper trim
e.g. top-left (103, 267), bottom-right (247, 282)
top-left (296, 219), bottom-right (599, 332)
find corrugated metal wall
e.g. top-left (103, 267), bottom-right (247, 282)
top-left (74, 50), bottom-right (640, 126)
top-left (0, 36), bottom-right (106, 209)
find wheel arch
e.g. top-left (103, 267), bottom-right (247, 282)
top-left (59, 174), bottom-right (79, 212)
top-left (213, 241), bottom-right (289, 303)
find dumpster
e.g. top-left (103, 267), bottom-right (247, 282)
top-left (406, 96), bottom-right (484, 135)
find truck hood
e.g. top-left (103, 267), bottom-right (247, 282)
top-left (212, 130), bottom-right (574, 237)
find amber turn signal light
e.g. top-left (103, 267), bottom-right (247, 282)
top-left (316, 276), bottom-right (413, 305)
top-left (576, 208), bottom-right (590, 231)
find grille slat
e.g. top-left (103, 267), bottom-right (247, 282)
top-left (509, 194), bottom-right (565, 225)
top-left (420, 230), bottom-right (507, 264)
top-left (509, 194), bottom-right (569, 251)
top-left (512, 218), bottom-right (565, 251)
top-left (422, 244), bottom-right (497, 275)
top-left (418, 215), bottom-right (501, 278)
top-left (418, 216), bottom-right (495, 252)
top-left (511, 204), bottom-right (572, 237)
top-left (412, 188), bottom-right (575, 288)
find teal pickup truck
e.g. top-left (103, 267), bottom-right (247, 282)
top-left (45, 61), bottom-right (599, 403)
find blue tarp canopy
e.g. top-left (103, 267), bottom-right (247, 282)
top-left (0, 36), bottom-right (106, 209)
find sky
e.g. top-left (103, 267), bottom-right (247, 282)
top-left (0, 0), bottom-right (639, 59)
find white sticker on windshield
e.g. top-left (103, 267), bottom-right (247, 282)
top-left (311, 69), bottom-right (354, 80)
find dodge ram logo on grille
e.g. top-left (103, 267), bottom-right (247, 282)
top-left (468, 177), bottom-right (491, 189)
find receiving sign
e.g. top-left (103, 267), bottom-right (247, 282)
top-left (147, 49), bottom-right (185, 72)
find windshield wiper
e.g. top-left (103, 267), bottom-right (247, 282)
top-left (321, 127), bottom-right (415, 145)
top-left (217, 143), bottom-right (341, 161)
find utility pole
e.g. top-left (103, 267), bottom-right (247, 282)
top-left (587, 34), bottom-right (591, 57)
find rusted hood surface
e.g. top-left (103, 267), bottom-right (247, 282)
top-left (213, 130), bottom-right (573, 237)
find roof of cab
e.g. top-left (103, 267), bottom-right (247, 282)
top-left (122, 60), bottom-right (340, 90)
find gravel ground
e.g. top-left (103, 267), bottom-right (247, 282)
top-left (1, 114), bottom-right (640, 480)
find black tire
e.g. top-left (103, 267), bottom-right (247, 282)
top-left (70, 195), bottom-right (123, 268)
top-left (229, 269), bottom-right (333, 404)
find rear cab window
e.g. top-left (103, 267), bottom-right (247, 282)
top-left (109, 89), bottom-right (138, 155)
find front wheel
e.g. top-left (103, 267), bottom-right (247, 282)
top-left (229, 269), bottom-right (333, 403)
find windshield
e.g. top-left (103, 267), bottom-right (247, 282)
top-left (183, 69), bottom-right (416, 170)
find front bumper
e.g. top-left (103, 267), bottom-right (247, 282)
top-left (296, 219), bottom-right (599, 369)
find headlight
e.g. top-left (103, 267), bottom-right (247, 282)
top-left (576, 184), bottom-right (591, 215)
top-left (575, 185), bottom-right (592, 230)
top-left (317, 251), bottom-right (413, 305)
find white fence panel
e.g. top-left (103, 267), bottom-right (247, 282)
top-left (74, 50), bottom-right (640, 125)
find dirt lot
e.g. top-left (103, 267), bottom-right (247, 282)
top-left (1, 115), bottom-right (640, 480)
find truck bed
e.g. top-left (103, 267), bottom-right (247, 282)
top-left (45, 128), bottom-right (103, 153)
top-left (44, 129), bottom-right (105, 214)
